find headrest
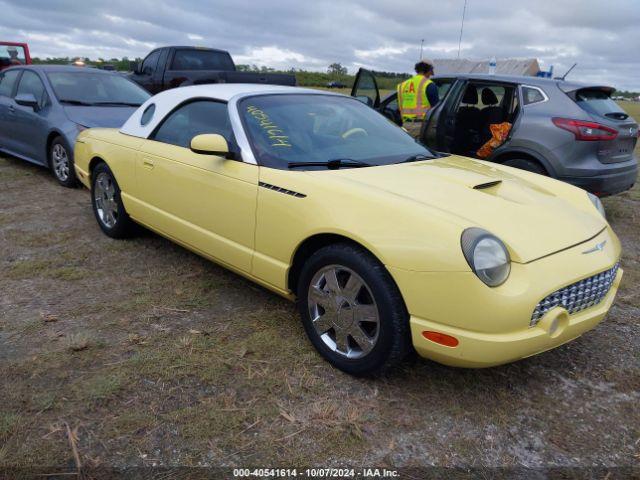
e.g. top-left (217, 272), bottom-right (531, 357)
top-left (462, 86), bottom-right (478, 104)
top-left (481, 87), bottom-right (499, 106)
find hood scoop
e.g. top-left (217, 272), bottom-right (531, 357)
top-left (473, 180), bottom-right (502, 190)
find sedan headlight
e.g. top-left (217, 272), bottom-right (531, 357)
top-left (587, 192), bottom-right (606, 219)
top-left (461, 228), bottom-right (511, 287)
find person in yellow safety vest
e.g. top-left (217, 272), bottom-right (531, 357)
top-left (397, 60), bottom-right (439, 138)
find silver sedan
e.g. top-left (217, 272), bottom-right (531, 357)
top-left (0, 65), bottom-right (149, 187)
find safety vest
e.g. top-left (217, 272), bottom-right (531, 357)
top-left (397, 75), bottom-right (433, 121)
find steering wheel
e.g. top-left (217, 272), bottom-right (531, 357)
top-left (342, 128), bottom-right (368, 140)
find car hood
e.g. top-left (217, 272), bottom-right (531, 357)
top-left (310, 156), bottom-right (606, 264)
top-left (63, 106), bottom-right (137, 128)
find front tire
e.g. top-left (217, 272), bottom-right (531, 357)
top-left (91, 162), bottom-right (134, 238)
top-left (50, 137), bottom-right (77, 188)
top-left (297, 243), bottom-right (412, 376)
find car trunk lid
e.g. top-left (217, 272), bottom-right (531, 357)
top-left (564, 86), bottom-right (638, 164)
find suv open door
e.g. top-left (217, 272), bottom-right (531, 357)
top-left (351, 68), bottom-right (404, 125)
top-left (351, 68), bottom-right (459, 138)
top-left (351, 68), bottom-right (380, 108)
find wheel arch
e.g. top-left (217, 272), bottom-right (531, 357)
top-left (45, 130), bottom-right (66, 167)
top-left (87, 156), bottom-right (109, 185)
top-left (88, 156), bottom-right (106, 174)
top-left (491, 149), bottom-right (556, 177)
top-left (287, 232), bottom-right (390, 295)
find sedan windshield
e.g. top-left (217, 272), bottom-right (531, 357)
top-left (239, 94), bottom-right (435, 170)
top-left (47, 71), bottom-right (150, 106)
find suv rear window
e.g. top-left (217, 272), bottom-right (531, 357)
top-left (575, 89), bottom-right (627, 119)
top-left (170, 49), bottom-right (235, 71)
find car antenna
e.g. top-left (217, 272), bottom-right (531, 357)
top-left (556, 63), bottom-right (577, 81)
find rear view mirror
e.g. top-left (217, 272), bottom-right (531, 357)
top-left (15, 93), bottom-right (39, 110)
top-left (190, 134), bottom-right (233, 158)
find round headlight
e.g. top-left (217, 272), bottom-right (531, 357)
top-left (461, 228), bottom-right (511, 287)
top-left (587, 192), bottom-right (606, 219)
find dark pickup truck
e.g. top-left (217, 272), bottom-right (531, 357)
top-left (127, 46), bottom-right (296, 94)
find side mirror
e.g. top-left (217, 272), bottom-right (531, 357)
top-left (130, 61), bottom-right (141, 74)
top-left (190, 134), bottom-right (234, 158)
top-left (15, 93), bottom-right (39, 110)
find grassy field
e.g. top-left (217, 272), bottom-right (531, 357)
top-left (620, 101), bottom-right (640, 127)
top-left (0, 103), bottom-right (639, 474)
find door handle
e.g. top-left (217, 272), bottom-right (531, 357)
top-left (8, 105), bottom-right (15, 113)
top-left (142, 157), bottom-right (155, 169)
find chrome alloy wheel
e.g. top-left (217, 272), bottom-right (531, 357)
top-left (94, 172), bottom-right (118, 228)
top-left (52, 143), bottom-right (70, 181)
top-left (308, 265), bottom-right (380, 359)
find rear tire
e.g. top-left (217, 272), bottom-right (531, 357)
top-left (503, 157), bottom-right (547, 175)
top-left (91, 162), bottom-right (135, 238)
top-left (297, 243), bottom-right (412, 376)
top-left (50, 137), bottom-right (77, 188)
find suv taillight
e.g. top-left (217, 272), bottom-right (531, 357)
top-left (552, 118), bottom-right (618, 141)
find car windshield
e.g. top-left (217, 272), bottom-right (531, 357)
top-left (239, 94), bottom-right (435, 170)
top-left (47, 71), bottom-right (150, 106)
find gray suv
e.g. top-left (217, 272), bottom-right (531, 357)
top-left (352, 69), bottom-right (638, 196)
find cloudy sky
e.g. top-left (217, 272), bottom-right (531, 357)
top-left (2, 0), bottom-right (639, 90)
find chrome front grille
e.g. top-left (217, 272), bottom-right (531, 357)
top-left (530, 262), bottom-right (619, 327)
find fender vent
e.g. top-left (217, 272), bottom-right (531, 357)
top-left (259, 182), bottom-right (306, 198)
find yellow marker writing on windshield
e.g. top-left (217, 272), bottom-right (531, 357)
top-left (246, 106), bottom-right (291, 147)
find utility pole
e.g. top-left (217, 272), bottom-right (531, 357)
top-left (457, 0), bottom-right (467, 59)
top-left (420, 39), bottom-right (424, 60)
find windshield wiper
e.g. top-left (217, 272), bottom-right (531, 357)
top-left (59, 99), bottom-right (96, 106)
top-left (398, 153), bottom-right (434, 163)
top-left (288, 158), bottom-right (372, 170)
top-left (92, 101), bottom-right (143, 107)
top-left (398, 151), bottom-right (451, 164)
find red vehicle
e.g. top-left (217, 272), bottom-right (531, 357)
top-left (0, 42), bottom-right (31, 71)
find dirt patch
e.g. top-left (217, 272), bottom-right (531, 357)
top-left (0, 135), bottom-right (639, 471)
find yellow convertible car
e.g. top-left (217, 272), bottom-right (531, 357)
top-left (74, 84), bottom-right (622, 375)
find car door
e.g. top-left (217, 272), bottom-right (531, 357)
top-left (0, 69), bottom-right (22, 153)
top-left (423, 78), bottom-right (467, 151)
top-left (134, 99), bottom-right (258, 272)
top-left (351, 69), bottom-right (461, 145)
top-left (11, 70), bottom-right (50, 163)
top-left (350, 68), bottom-right (381, 109)
top-left (130, 49), bottom-right (162, 93)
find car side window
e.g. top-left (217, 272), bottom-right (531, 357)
top-left (152, 100), bottom-right (233, 149)
top-left (434, 79), bottom-right (454, 100)
top-left (386, 97), bottom-right (397, 111)
top-left (141, 50), bottom-right (161, 75)
top-left (16, 70), bottom-right (47, 106)
top-left (0, 69), bottom-right (20, 97)
top-left (522, 86), bottom-right (546, 105)
top-left (170, 49), bottom-right (235, 71)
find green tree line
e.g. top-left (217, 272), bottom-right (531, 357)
top-left (236, 63), bottom-right (409, 89)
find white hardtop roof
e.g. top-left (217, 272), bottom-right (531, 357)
top-left (120, 84), bottom-right (340, 138)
